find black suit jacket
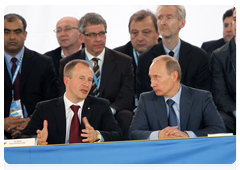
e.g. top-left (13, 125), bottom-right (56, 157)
top-left (129, 85), bottom-right (225, 140)
top-left (210, 37), bottom-right (236, 113)
top-left (136, 39), bottom-right (211, 97)
top-left (21, 96), bottom-right (123, 144)
top-left (201, 38), bottom-right (225, 61)
top-left (44, 44), bottom-right (85, 78)
top-left (4, 47), bottom-right (58, 138)
top-left (114, 38), bottom-right (162, 94)
top-left (58, 47), bottom-right (135, 112)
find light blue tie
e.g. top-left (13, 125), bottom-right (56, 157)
top-left (167, 99), bottom-right (178, 126)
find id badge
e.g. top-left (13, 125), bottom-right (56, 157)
top-left (9, 99), bottom-right (23, 118)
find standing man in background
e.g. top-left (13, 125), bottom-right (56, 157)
top-left (45, 17), bottom-right (84, 77)
top-left (114, 9), bottom-right (160, 106)
top-left (201, 8), bottom-right (233, 60)
top-left (137, 5), bottom-right (210, 97)
top-left (4, 13), bottom-right (58, 139)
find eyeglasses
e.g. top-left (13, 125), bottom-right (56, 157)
top-left (83, 31), bottom-right (107, 38)
top-left (53, 26), bottom-right (78, 34)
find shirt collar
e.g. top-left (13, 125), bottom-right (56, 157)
top-left (63, 93), bottom-right (85, 110)
top-left (163, 39), bottom-right (181, 55)
top-left (164, 84), bottom-right (182, 106)
top-left (4, 46), bottom-right (25, 65)
top-left (85, 48), bottom-right (105, 61)
top-left (61, 44), bottom-right (83, 58)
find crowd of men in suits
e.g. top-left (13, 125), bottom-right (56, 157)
top-left (4, 5), bottom-right (236, 144)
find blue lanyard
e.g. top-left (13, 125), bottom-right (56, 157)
top-left (4, 50), bottom-right (24, 99)
top-left (85, 52), bottom-right (102, 95)
top-left (133, 48), bottom-right (138, 66)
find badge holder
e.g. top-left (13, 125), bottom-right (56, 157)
top-left (9, 99), bottom-right (23, 118)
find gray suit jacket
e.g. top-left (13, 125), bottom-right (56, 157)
top-left (129, 85), bottom-right (225, 140)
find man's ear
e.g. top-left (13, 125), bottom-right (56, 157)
top-left (64, 77), bottom-right (69, 86)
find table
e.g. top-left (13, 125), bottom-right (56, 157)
top-left (4, 136), bottom-right (236, 164)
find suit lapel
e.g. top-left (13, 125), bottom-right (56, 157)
top-left (20, 47), bottom-right (36, 90)
top-left (99, 48), bottom-right (115, 94)
top-left (179, 85), bottom-right (192, 131)
top-left (178, 40), bottom-right (191, 80)
top-left (4, 59), bottom-right (12, 90)
top-left (54, 97), bottom-right (67, 143)
top-left (81, 96), bottom-right (93, 129)
top-left (153, 41), bottom-right (166, 56)
top-left (153, 94), bottom-right (168, 129)
top-left (230, 38), bottom-right (236, 73)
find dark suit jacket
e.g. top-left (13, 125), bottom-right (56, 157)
top-left (129, 85), bottom-right (225, 140)
top-left (4, 47), bottom-right (58, 138)
top-left (44, 44), bottom-right (85, 78)
top-left (21, 96), bottom-right (123, 144)
top-left (136, 39), bottom-right (211, 97)
top-left (210, 37), bottom-right (236, 114)
top-left (201, 38), bottom-right (225, 61)
top-left (58, 47), bottom-right (135, 112)
top-left (114, 38), bottom-right (161, 94)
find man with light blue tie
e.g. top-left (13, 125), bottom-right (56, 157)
top-left (129, 55), bottom-right (225, 140)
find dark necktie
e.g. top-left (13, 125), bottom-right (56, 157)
top-left (169, 51), bottom-right (174, 57)
top-left (167, 99), bottom-right (178, 127)
top-left (11, 57), bottom-right (21, 100)
top-left (69, 105), bottom-right (82, 143)
top-left (92, 58), bottom-right (100, 96)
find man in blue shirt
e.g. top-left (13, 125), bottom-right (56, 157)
top-left (129, 55), bottom-right (225, 140)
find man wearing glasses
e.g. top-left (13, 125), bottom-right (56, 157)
top-left (58, 13), bottom-right (135, 140)
top-left (45, 17), bottom-right (84, 77)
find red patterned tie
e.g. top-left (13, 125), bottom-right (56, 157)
top-left (11, 57), bottom-right (21, 100)
top-left (69, 105), bottom-right (82, 143)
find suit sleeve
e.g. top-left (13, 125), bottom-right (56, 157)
top-left (136, 54), bottom-right (152, 98)
top-left (110, 58), bottom-right (135, 112)
top-left (210, 52), bottom-right (236, 113)
top-left (42, 57), bottom-right (58, 99)
top-left (129, 94), bottom-right (153, 140)
top-left (192, 92), bottom-right (226, 136)
top-left (193, 51), bottom-right (211, 91)
top-left (98, 101), bottom-right (123, 141)
top-left (58, 59), bottom-right (66, 96)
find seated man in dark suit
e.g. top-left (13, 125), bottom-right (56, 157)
top-left (210, 7), bottom-right (236, 134)
top-left (44, 17), bottom-right (84, 77)
top-left (4, 13), bottom-right (58, 139)
top-left (114, 10), bottom-right (160, 103)
top-left (58, 13), bottom-right (134, 140)
top-left (201, 8), bottom-right (233, 60)
top-left (21, 59), bottom-right (123, 144)
top-left (129, 55), bottom-right (225, 140)
top-left (137, 5), bottom-right (210, 98)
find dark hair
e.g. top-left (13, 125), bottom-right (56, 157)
top-left (4, 13), bottom-right (27, 32)
top-left (128, 9), bottom-right (158, 33)
top-left (78, 13), bottom-right (107, 34)
top-left (64, 59), bottom-right (91, 78)
top-left (223, 8), bottom-right (233, 22)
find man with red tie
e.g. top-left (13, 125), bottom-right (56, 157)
top-left (21, 59), bottom-right (122, 145)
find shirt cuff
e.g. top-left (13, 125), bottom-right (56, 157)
top-left (185, 131), bottom-right (197, 138)
top-left (96, 130), bottom-right (104, 142)
top-left (233, 110), bottom-right (236, 117)
top-left (148, 131), bottom-right (160, 140)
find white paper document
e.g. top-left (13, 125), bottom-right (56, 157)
top-left (4, 138), bottom-right (36, 147)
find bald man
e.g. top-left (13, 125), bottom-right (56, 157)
top-left (44, 17), bottom-right (84, 77)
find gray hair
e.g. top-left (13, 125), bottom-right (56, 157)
top-left (156, 5), bottom-right (186, 21)
top-left (78, 13), bottom-right (107, 33)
